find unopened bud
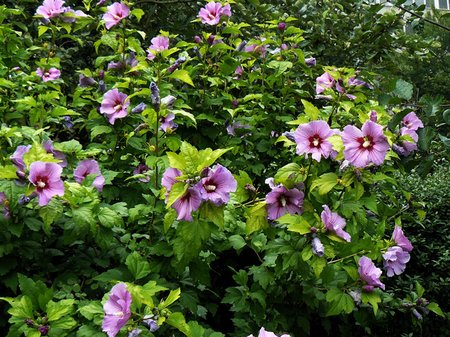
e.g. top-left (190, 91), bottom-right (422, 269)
top-left (412, 308), bottom-right (423, 320)
top-left (150, 82), bottom-right (160, 111)
top-left (236, 40), bottom-right (247, 52)
top-left (194, 35), bottom-right (202, 43)
top-left (278, 22), bottom-right (286, 31)
top-left (98, 80), bottom-right (106, 93)
top-left (38, 325), bottom-right (50, 336)
top-left (207, 34), bottom-right (216, 45)
top-left (311, 237), bottom-right (324, 257)
top-left (132, 102), bottom-right (147, 114)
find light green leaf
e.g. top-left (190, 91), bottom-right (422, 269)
top-left (301, 99), bottom-right (320, 120)
top-left (53, 140), bottom-right (82, 153)
top-left (173, 221), bottom-right (210, 265)
top-left (46, 299), bottom-right (75, 321)
top-left (393, 79), bottom-right (413, 100)
top-left (310, 173), bottom-right (339, 195)
top-left (23, 144), bottom-right (61, 168)
top-left (131, 8), bottom-right (145, 21)
top-left (98, 207), bottom-right (123, 228)
top-left (167, 152), bottom-right (187, 171)
top-left (39, 199), bottom-right (63, 230)
top-left (197, 147), bottom-right (232, 172)
top-left (0, 165), bottom-right (18, 179)
top-left (245, 201), bottom-right (268, 235)
top-left (166, 182), bottom-right (188, 208)
top-left (278, 214), bottom-right (311, 235)
top-left (51, 316), bottom-right (77, 329)
top-left (361, 291), bottom-right (381, 315)
top-left (169, 70), bottom-right (195, 87)
top-left (199, 202), bottom-right (224, 228)
top-left (173, 109), bottom-right (197, 125)
top-left (165, 312), bottom-right (191, 337)
top-left (125, 252), bottom-right (151, 280)
top-left (427, 302), bottom-right (444, 317)
top-left (274, 163), bottom-right (305, 187)
top-left (78, 302), bottom-right (104, 320)
top-left (159, 288), bottom-right (181, 309)
top-left (325, 289), bottom-right (355, 316)
top-left (90, 125), bottom-right (113, 140)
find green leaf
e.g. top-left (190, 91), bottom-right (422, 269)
top-left (393, 79), bottom-right (413, 100)
top-left (51, 316), bottom-right (77, 329)
top-left (245, 202), bottom-right (268, 235)
top-left (169, 70), bottom-right (195, 87)
top-left (166, 182), bottom-right (188, 208)
top-left (232, 170), bottom-right (253, 203)
top-left (199, 202), bottom-right (224, 228)
top-left (159, 288), bottom-right (181, 309)
top-left (90, 125), bottom-right (113, 140)
top-left (173, 221), bottom-right (210, 265)
top-left (125, 252), bottom-right (151, 280)
top-left (325, 289), bottom-right (354, 316)
top-left (229, 235), bottom-right (246, 250)
top-left (22, 143), bottom-right (60, 168)
top-left (274, 163), bottom-right (305, 187)
top-left (98, 207), bottom-right (123, 228)
top-left (5, 295), bottom-right (34, 319)
top-left (46, 299), bottom-right (75, 321)
top-left (78, 302), bottom-right (104, 320)
top-left (130, 8), bottom-right (145, 21)
top-left (39, 199), bottom-right (63, 230)
top-left (197, 147), bottom-right (232, 172)
top-left (310, 255), bottom-right (326, 278)
top-left (167, 152), bottom-right (187, 171)
top-left (415, 281), bottom-right (424, 298)
top-left (27, 331), bottom-right (41, 337)
top-left (53, 140), bottom-right (82, 153)
top-left (38, 25), bottom-right (49, 37)
top-left (165, 312), bottom-right (191, 337)
top-left (427, 302), bottom-right (444, 317)
top-left (173, 109), bottom-right (197, 125)
top-left (361, 291), bottom-right (381, 315)
top-left (310, 173), bottom-right (338, 195)
top-left (77, 325), bottom-right (105, 337)
top-left (18, 274), bottom-right (53, 312)
top-left (278, 214), bottom-right (311, 235)
top-left (0, 165), bottom-right (18, 179)
top-left (301, 99), bottom-right (320, 120)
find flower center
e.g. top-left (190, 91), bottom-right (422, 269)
top-left (37, 180), bottom-right (46, 188)
top-left (309, 135), bottom-right (321, 148)
top-left (312, 138), bottom-right (320, 147)
top-left (113, 311), bottom-right (124, 317)
top-left (114, 104), bottom-right (122, 111)
top-left (362, 140), bottom-right (371, 148)
top-left (204, 184), bottom-right (216, 192)
top-left (280, 196), bottom-right (287, 207)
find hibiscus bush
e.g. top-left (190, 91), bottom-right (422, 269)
top-left (0, 1), bottom-right (448, 337)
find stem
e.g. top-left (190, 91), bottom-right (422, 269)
top-left (122, 24), bottom-right (127, 75)
top-left (328, 250), bottom-right (368, 264)
top-left (154, 64), bottom-right (162, 189)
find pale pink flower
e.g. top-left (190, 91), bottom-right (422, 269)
top-left (103, 2), bottom-right (129, 29)
top-left (29, 161), bottom-right (65, 206)
top-left (402, 112), bottom-right (423, 131)
top-left (74, 159), bottom-right (105, 192)
top-left (172, 187), bottom-right (202, 222)
top-left (198, 1), bottom-right (231, 26)
top-left (358, 256), bottom-right (385, 291)
top-left (342, 121), bottom-right (390, 168)
top-left (321, 205), bottom-right (351, 242)
top-left (99, 89), bottom-right (129, 125)
top-left (36, 67), bottom-right (61, 82)
top-left (383, 246), bottom-right (410, 277)
top-left (36, 0), bottom-right (65, 19)
top-left (102, 283), bottom-right (132, 337)
top-left (315, 72), bottom-right (335, 94)
top-left (147, 36), bottom-right (169, 60)
top-left (248, 327), bottom-right (290, 337)
top-left (392, 225), bottom-right (413, 252)
top-left (196, 164), bottom-right (237, 205)
top-left (293, 120), bottom-right (336, 162)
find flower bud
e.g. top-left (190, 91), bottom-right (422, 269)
top-left (132, 102), bottom-right (147, 114)
top-left (194, 35), bottom-right (202, 43)
top-left (98, 80), bottom-right (106, 93)
top-left (412, 308), bottom-right (423, 320)
top-left (311, 237), bottom-right (324, 257)
top-left (305, 57), bottom-right (316, 67)
top-left (161, 95), bottom-right (176, 110)
top-left (236, 40), bottom-right (247, 52)
top-left (310, 227), bottom-right (317, 234)
top-left (362, 285), bottom-right (375, 293)
top-left (278, 22), bottom-right (286, 31)
top-left (18, 195), bottom-right (31, 205)
top-left (207, 34), bottom-right (216, 45)
top-left (38, 325), bottom-right (50, 336)
top-left (150, 82), bottom-right (160, 111)
top-left (232, 99), bottom-right (239, 108)
top-left (193, 46), bottom-right (202, 59)
top-left (369, 110), bottom-right (378, 122)
top-left (98, 70), bottom-right (105, 80)
top-left (25, 319), bottom-right (34, 327)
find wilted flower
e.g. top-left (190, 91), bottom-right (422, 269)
top-left (42, 140), bottom-right (67, 167)
top-left (36, 0), bottom-right (65, 19)
top-left (29, 161), bottom-right (65, 206)
top-left (150, 82), bottom-right (160, 110)
top-left (392, 225), bottom-right (413, 252)
top-left (133, 164), bottom-right (150, 183)
top-left (321, 205), bottom-right (351, 242)
top-left (102, 283), bottom-right (132, 337)
top-left (128, 329), bottom-right (142, 337)
top-left (10, 145), bottom-right (31, 173)
top-left (160, 113), bottom-right (177, 133)
top-left (402, 112), bottom-right (423, 131)
top-left (342, 121), bottom-right (390, 168)
top-left (172, 187), bottom-right (202, 222)
top-left (100, 88), bottom-right (129, 125)
top-left (348, 76), bottom-right (368, 87)
top-left (247, 327), bottom-right (291, 337)
top-left (103, 2), bottom-right (129, 29)
top-left (316, 72), bottom-right (335, 94)
top-left (132, 102), bottom-right (147, 114)
top-left (147, 36), bottom-right (169, 60)
top-left (383, 246), bottom-right (410, 277)
top-left (198, 1), bottom-right (231, 26)
top-left (197, 165), bottom-right (237, 205)
top-left (311, 236), bottom-right (325, 257)
top-left (358, 256), bottom-right (385, 291)
top-left (143, 316), bottom-right (160, 332)
top-left (161, 95), bottom-right (177, 110)
top-left (194, 35), bottom-right (202, 43)
top-left (305, 57), bottom-right (316, 67)
top-left (78, 74), bottom-right (97, 87)
top-left (74, 159), bottom-right (105, 192)
top-left (36, 67), bottom-right (61, 82)
top-left (265, 181), bottom-right (304, 220)
top-left (293, 120), bottom-right (336, 162)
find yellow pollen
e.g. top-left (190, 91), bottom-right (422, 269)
top-left (362, 140), bottom-right (371, 148)
top-left (37, 181), bottom-right (46, 188)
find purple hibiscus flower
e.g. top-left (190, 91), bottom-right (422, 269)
top-left (392, 225), bottom-right (413, 252)
top-left (265, 179), bottom-right (304, 220)
top-left (383, 246), bottom-right (410, 277)
top-left (42, 140), bottom-right (67, 167)
top-left (36, 0), bottom-right (65, 19)
top-left (143, 316), bottom-right (160, 332)
top-left (196, 164), bottom-right (237, 205)
top-left (133, 164), bottom-right (150, 183)
top-left (321, 205), bottom-right (351, 242)
top-left (394, 127), bottom-right (419, 157)
top-left (311, 236), bottom-right (325, 257)
top-left (100, 88), bottom-right (129, 125)
top-left (358, 256), bottom-right (385, 291)
top-left (147, 36), bottom-right (169, 60)
top-left (161, 167), bottom-right (182, 199)
top-left (102, 283), bottom-right (132, 337)
top-left (160, 113), bottom-right (177, 132)
top-left (342, 121), bottom-right (390, 168)
top-left (29, 161), bottom-right (65, 206)
top-left (315, 72), bottom-right (335, 94)
top-left (293, 120), bottom-right (336, 162)
top-left (103, 2), bottom-right (129, 29)
top-left (74, 159), bottom-right (105, 192)
top-left (198, 1), bottom-right (231, 26)
top-left (36, 67), bottom-right (60, 82)
top-left (402, 112), bottom-right (424, 131)
top-left (10, 145), bottom-right (31, 173)
top-left (247, 327), bottom-right (291, 337)
top-left (61, 7), bottom-right (88, 23)
top-left (172, 187), bottom-right (202, 222)
top-left (305, 57), bottom-right (316, 67)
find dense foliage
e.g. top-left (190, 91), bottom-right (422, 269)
top-left (0, 1), bottom-right (448, 337)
